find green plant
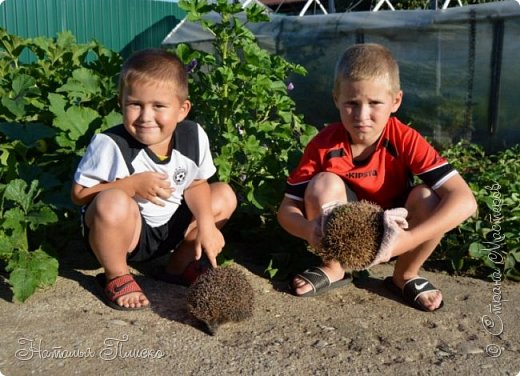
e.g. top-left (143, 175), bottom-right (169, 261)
top-left (437, 142), bottom-right (520, 281)
top-left (173, 0), bottom-right (317, 217)
top-left (0, 28), bottom-right (123, 301)
top-left (0, 179), bottom-right (58, 302)
top-left (0, 28), bottom-right (122, 211)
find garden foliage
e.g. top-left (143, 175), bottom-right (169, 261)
top-left (0, 28), bottom-right (122, 301)
top-left (173, 0), bottom-right (317, 215)
top-left (439, 142), bottom-right (520, 281)
top-left (0, 3), bottom-right (519, 301)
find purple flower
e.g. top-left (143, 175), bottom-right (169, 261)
top-left (287, 82), bottom-right (294, 91)
top-left (185, 59), bottom-right (198, 74)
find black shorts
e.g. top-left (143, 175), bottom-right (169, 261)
top-left (81, 201), bottom-right (193, 263)
top-left (342, 179), bottom-right (412, 209)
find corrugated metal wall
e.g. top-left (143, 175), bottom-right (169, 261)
top-left (0, 0), bottom-right (185, 57)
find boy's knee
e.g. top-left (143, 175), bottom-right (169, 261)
top-left (89, 189), bottom-right (137, 223)
top-left (211, 182), bottom-right (237, 214)
top-left (302, 173), bottom-right (351, 218)
top-left (405, 185), bottom-right (439, 220)
top-left (306, 172), bottom-right (345, 198)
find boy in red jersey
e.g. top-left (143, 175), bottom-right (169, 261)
top-left (277, 43), bottom-right (476, 311)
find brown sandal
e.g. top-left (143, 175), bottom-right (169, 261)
top-left (95, 273), bottom-right (150, 311)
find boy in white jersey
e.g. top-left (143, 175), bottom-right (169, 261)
top-left (72, 49), bottom-right (236, 310)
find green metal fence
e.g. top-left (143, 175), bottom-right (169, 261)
top-left (0, 0), bottom-right (185, 57)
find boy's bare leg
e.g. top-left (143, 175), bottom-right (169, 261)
top-left (292, 172), bottom-right (349, 296)
top-left (85, 189), bottom-right (148, 308)
top-left (391, 185), bottom-right (443, 311)
top-left (165, 182), bottom-right (237, 274)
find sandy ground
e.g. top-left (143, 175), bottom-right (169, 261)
top-left (0, 245), bottom-right (519, 376)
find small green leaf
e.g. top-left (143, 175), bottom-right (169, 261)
top-left (504, 254), bottom-right (516, 271)
top-left (48, 93), bottom-right (67, 117)
top-left (11, 74), bottom-right (39, 97)
top-left (26, 206), bottom-right (59, 231)
top-left (2, 207), bottom-right (26, 233)
top-left (29, 248), bottom-right (59, 286)
top-left (4, 179), bottom-right (34, 210)
top-left (468, 242), bottom-right (488, 259)
top-left (246, 185), bottom-right (263, 210)
top-left (1, 97), bottom-right (25, 118)
top-left (9, 270), bottom-right (38, 302)
top-left (0, 233), bottom-right (15, 260)
top-left (55, 30), bottom-right (76, 51)
top-left (57, 68), bottom-right (101, 99)
top-left (7, 248), bottom-right (58, 302)
top-left (7, 250), bottom-right (34, 302)
top-left (55, 133), bottom-right (77, 149)
top-left (264, 259), bottom-right (278, 279)
top-left (100, 110), bottom-right (123, 132)
top-left (53, 105), bottom-right (99, 141)
top-left (0, 28), bottom-right (27, 58)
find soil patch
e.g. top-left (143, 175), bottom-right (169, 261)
top-left (0, 245), bottom-right (519, 376)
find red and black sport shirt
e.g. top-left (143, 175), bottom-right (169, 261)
top-left (285, 117), bottom-right (457, 209)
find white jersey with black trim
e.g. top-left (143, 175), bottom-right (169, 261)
top-left (74, 123), bottom-right (216, 227)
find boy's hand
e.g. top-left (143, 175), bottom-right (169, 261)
top-left (369, 208), bottom-right (409, 266)
top-left (71, 172), bottom-right (174, 206)
top-left (194, 224), bottom-right (225, 268)
top-left (130, 172), bottom-right (174, 206)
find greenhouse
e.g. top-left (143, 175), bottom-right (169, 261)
top-left (164, 1), bottom-right (520, 151)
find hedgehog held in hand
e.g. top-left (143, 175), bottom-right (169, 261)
top-left (187, 266), bottom-right (254, 335)
top-left (319, 201), bottom-right (384, 270)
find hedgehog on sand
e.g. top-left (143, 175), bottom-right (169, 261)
top-left (316, 200), bottom-right (408, 270)
top-left (187, 266), bottom-right (254, 335)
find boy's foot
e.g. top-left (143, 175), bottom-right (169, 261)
top-left (95, 273), bottom-right (150, 310)
top-left (292, 266), bottom-right (351, 297)
top-left (384, 276), bottom-right (443, 312)
top-left (153, 257), bottom-right (210, 287)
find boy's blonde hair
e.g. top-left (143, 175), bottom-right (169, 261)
top-left (334, 43), bottom-right (400, 95)
top-left (118, 48), bottom-right (188, 101)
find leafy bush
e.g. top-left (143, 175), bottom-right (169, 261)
top-left (0, 28), bottom-right (122, 209)
top-left (0, 179), bottom-right (58, 302)
top-left (0, 28), bottom-right (122, 301)
top-left (172, 0), bottom-right (317, 217)
top-left (437, 142), bottom-right (520, 281)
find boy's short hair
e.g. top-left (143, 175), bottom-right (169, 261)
top-left (334, 43), bottom-right (400, 95)
top-left (118, 48), bottom-right (188, 101)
